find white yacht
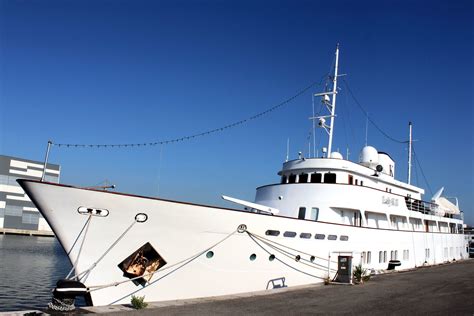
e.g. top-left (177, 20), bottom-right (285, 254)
top-left (18, 46), bottom-right (468, 308)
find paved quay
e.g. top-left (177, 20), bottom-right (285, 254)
top-left (80, 259), bottom-right (474, 315)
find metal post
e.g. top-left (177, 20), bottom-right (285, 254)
top-left (327, 252), bottom-right (331, 279)
top-left (41, 140), bottom-right (53, 182)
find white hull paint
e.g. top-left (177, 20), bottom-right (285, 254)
top-left (19, 180), bottom-right (467, 306)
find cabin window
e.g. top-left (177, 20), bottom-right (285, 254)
top-left (367, 251), bottom-right (371, 264)
top-left (379, 251), bottom-right (383, 263)
top-left (355, 179), bottom-right (359, 185)
top-left (340, 235), bottom-right (349, 241)
top-left (281, 175), bottom-right (287, 184)
top-left (283, 231), bottom-right (297, 238)
top-left (360, 180), bottom-right (364, 186)
top-left (383, 251), bottom-right (387, 262)
top-left (288, 174), bottom-right (296, 183)
top-left (348, 175), bottom-right (354, 185)
top-left (310, 207), bottom-right (319, 221)
top-left (324, 173), bottom-right (336, 184)
top-left (298, 207), bottom-right (306, 220)
top-left (315, 234), bottom-right (325, 240)
top-left (300, 233), bottom-right (311, 239)
top-left (328, 235), bottom-right (337, 240)
top-left (265, 230), bottom-right (280, 236)
top-left (299, 173), bottom-right (308, 183)
top-left (310, 173), bottom-right (322, 183)
top-left (361, 251), bottom-right (366, 264)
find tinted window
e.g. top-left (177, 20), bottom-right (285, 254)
top-left (310, 173), bottom-right (322, 183)
top-left (324, 173), bottom-right (336, 184)
top-left (310, 207), bottom-right (319, 221)
top-left (288, 174), bottom-right (296, 184)
top-left (265, 230), bottom-right (280, 236)
top-left (298, 207), bottom-right (306, 220)
top-left (328, 235), bottom-right (337, 240)
top-left (315, 234), bottom-right (325, 240)
top-left (299, 173), bottom-right (308, 183)
top-left (281, 176), bottom-right (287, 184)
top-left (340, 235), bottom-right (349, 241)
top-left (283, 231), bottom-right (297, 237)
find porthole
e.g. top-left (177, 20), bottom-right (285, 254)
top-left (315, 234), bottom-right (325, 240)
top-left (250, 254), bottom-right (257, 261)
top-left (328, 235), bottom-right (337, 240)
top-left (206, 251), bottom-right (214, 258)
top-left (269, 254), bottom-right (275, 261)
top-left (265, 230), bottom-right (280, 236)
top-left (295, 255), bottom-right (301, 262)
top-left (310, 256), bottom-right (315, 262)
top-left (300, 233), bottom-right (311, 239)
top-left (283, 231), bottom-right (297, 238)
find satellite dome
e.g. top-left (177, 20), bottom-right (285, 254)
top-left (330, 152), bottom-right (343, 159)
top-left (359, 146), bottom-right (379, 168)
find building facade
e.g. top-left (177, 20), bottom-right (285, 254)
top-left (0, 155), bottom-right (60, 232)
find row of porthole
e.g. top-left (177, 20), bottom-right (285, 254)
top-left (265, 230), bottom-right (349, 241)
top-left (205, 251), bottom-right (316, 262)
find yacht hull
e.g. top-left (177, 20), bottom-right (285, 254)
top-left (18, 180), bottom-right (467, 306)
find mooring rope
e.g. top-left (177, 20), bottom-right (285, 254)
top-left (87, 230), bottom-right (237, 292)
top-left (246, 232), bottom-right (325, 280)
top-left (66, 214), bottom-right (93, 279)
top-left (104, 229), bottom-right (238, 305)
top-left (70, 219), bottom-right (138, 281)
top-left (247, 230), bottom-right (338, 264)
top-left (248, 232), bottom-right (337, 272)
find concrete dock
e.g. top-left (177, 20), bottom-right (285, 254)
top-left (0, 228), bottom-right (54, 237)
top-left (78, 259), bottom-right (474, 315)
top-left (3, 259), bottom-right (473, 315)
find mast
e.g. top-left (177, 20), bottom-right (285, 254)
top-left (407, 122), bottom-right (412, 184)
top-left (310, 44), bottom-right (340, 158)
top-left (327, 44), bottom-right (339, 155)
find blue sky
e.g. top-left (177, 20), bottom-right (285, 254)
top-left (1, 0), bottom-right (473, 224)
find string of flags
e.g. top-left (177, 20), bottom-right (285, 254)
top-left (53, 78), bottom-right (325, 149)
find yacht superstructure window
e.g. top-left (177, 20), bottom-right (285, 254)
top-left (310, 173), bottom-right (322, 183)
top-left (281, 175), bottom-right (287, 184)
top-left (348, 175), bottom-right (353, 185)
top-left (324, 173), bottom-right (336, 184)
top-left (299, 173), bottom-right (308, 183)
top-left (283, 231), bottom-right (297, 238)
top-left (288, 174), bottom-right (296, 183)
top-left (328, 235), bottom-right (337, 240)
top-left (298, 207), bottom-right (306, 220)
top-left (340, 235), bottom-right (349, 241)
top-left (315, 234), bottom-right (325, 240)
top-left (310, 207), bottom-right (319, 221)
